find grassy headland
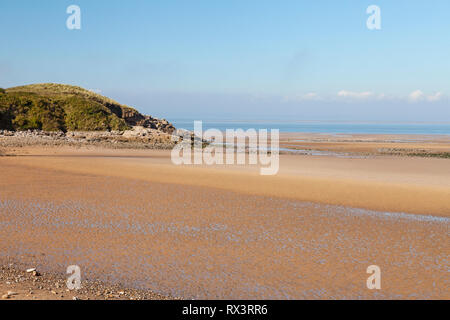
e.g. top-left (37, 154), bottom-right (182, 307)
top-left (0, 83), bottom-right (174, 133)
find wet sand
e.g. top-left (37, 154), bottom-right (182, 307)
top-left (3, 146), bottom-right (450, 216)
top-left (279, 132), bottom-right (450, 156)
top-left (0, 143), bottom-right (449, 299)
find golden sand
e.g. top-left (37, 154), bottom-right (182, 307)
top-left (0, 143), bottom-right (448, 299)
top-left (3, 146), bottom-right (449, 216)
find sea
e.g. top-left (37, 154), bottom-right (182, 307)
top-left (171, 119), bottom-right (450, 135)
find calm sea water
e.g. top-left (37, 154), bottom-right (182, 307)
top-left (171, 120), bottom-right (450, 135)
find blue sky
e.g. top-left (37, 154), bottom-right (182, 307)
top-left (1, 0), bottom-right (449, 121)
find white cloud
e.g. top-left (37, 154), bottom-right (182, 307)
top-left (282, 92), bottom-right (322, 102)
top-left (281, 90), bottom-right (446, 104)
top-left (337, 90), bottom-right (375, 99)
top-left (427, 92), bottom-right (443, 102)
top-left (408, 90), bottom-right (424, 102)
top-left (302, 92), bottom-right (320, 100)
top-left (408, 90), bottom-right (444, 102)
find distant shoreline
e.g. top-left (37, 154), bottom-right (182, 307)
top-left (171, 120), bottom-right (450, 135)
top-left (2, 130), bottom-right (449, 159)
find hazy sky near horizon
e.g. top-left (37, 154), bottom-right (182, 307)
top-left (1, 0), bottom-right (449, 121)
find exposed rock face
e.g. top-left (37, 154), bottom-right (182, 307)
top-left (123, 126), bottom-right (165, 138)
top-left (121, 110), bottom-right (175, 134)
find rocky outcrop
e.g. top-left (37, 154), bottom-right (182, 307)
top-left (121, 110), bottom-right (175, 134)
top-left (0, 127), bottom-right (176, 150)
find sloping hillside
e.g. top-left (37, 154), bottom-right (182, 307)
top-left (0, 83), bottom-right (174, 133)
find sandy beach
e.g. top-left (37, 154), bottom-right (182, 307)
top-left (3, 133), bottom-right (450, 216)
top-left (0, 134), bottom-right (449, 299)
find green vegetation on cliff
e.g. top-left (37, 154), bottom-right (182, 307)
top-left (0, 83), bottom-right (148, 131)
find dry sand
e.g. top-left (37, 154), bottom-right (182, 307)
top-left (0, 137), bottom-right (449, 299)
